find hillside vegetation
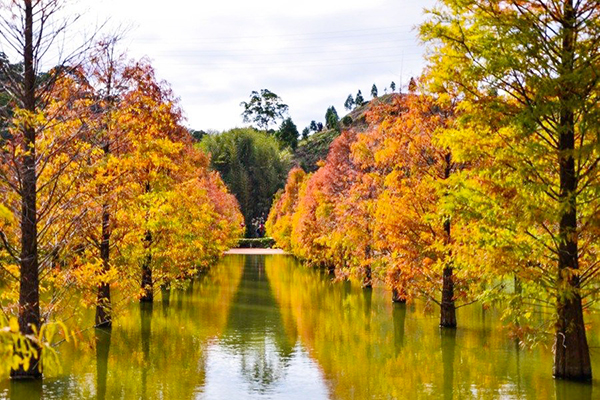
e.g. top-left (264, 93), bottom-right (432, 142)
top-left (294, 94), bottom-right (397, 172)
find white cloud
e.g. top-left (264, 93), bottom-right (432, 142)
top-left (74, 0), bottom-right (436, 130)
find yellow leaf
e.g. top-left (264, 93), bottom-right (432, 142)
top-left (9, 317), bottom-right (19, 333)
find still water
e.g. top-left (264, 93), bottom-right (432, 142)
top-left (1, 254), bottom-right (599, 399)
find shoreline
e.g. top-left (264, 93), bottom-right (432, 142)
top-left (224, 248), bottom-right (288, 255)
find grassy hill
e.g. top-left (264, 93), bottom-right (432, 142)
top-left (293, 94), bottom-right (398, 172)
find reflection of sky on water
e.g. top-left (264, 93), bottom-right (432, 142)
top-left (199, 255), bottom-right (330, 399)
top-left (201, 341), bottom-right (329, 399)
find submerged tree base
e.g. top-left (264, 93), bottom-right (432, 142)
top-left (10, 337), bottom-right (42, 380)
top-left (10, 366), bottom-right (42, 381)
top-left (440, 303), bottom-right (457, 328)
top-left (553, 293), bottom-right (592, 381)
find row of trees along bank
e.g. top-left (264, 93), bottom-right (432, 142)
top-left (268, 0), bottom-right (600, 381)
top-left (0, 2), bottom-right (242, 380)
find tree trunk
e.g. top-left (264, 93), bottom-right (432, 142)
top-left (327, 263), bottom-right (335, 277)
top-left (554, 290), bottom-right (591, 380)
top-left (11, 0), bottom-right (41, 380)
top-left (95, 200), bottom-right (112, 327)
top-left (363, 244), bottom-right (372, 288)
top-left (392, 269), bottom-right (407, 303)
top-left (553, 0), bottom-right (591, 381)
top-left (553, 114), bottom-right (591, 379)
top-left (140, 180), bottom-right (153, 303)
top-left (440, 152), bottom-right (456, 328)
top-left (440, 264), bottom-right (456, 328)
top-left (363, 265), bottom-right (372, 289)
top-left (95, 77), bottom-right (113, 326)
top-left (140, 229), bottom-right (153, 302)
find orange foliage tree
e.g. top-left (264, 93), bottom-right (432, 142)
top-left (266, 167), bottom-right (307, 252)
top-left (0, 47), bottom-right (242, 377)
top-left (269, 89), bottom-right (478, 327)
top-left (362, 89), bottom-right (472, 327)
top-left (96, 60), bottom-right (243, 303)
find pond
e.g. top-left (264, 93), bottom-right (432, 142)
top-left (1, 254), bottom-right (599, 399)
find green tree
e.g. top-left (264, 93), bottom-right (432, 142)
top-left (390, 81), bottom-right (396, 92)
top-left (200, 128), bottom-right (290, 237)
top-left (325, 106), bottom-right (340, 132)
top-left (309, 120), bottom-right (318, 132)
top-left (371, 84), bottom-right (378, 98)
top-left (421, 0), bottom-right (600, 381)
top-left (189, 129), bottom-right (207, 142)
top-left (240, 89), bottom-right (289, 131)
top-left (301, 127), bottom-right (310, 140)
top-left (344, 94), bottom-right (355, 111)
top-left (355, 90), bottom-right (365, 107)
top-left (275, 117), bottom-right (299, 150)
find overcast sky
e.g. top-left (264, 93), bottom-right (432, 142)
top-left (65, 0), bottom-right (436, 132)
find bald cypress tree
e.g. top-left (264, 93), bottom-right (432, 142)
top-left (422, 0), bottom-right (600, 381)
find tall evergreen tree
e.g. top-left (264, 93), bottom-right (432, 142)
top-left (344, 94), bottom-right (355, 111)
top-left (355, 90), bottom-right (365, 107)
top-left (325, 106), bottom-right (340, 132)
top-left (371, 84), bottom-right (378, 98)
top-left (301, 127), bottom-right (310, 140)
top-left (275, 117), bottom-right (299, 150)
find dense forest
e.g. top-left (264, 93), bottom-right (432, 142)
top-left (200, 128), bottom-right (290, 237)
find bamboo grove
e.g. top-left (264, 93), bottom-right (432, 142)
top-left (0, 6), bottom-right (242, 380)
top-left (268, 0), bottom-right (600, 381)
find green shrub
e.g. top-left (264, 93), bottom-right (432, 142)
top-left (237, 237), bottom-right (276, 248)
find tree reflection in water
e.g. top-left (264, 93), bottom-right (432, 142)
top-left (1, 254), bottom-right (599, 399)
top-left (221, 255), bottom-right (295, 393)
top-left (393, 303), bottom-right (407, 355)
top-left (95, 327), bottom-right (111, 400)
top-left (139, 302), bottom-right (153, 400)
top-left (441, 328), bottom-right (456, 400)
top-left (265, 255), bottom-right (600, 400)
top-left (8, 379), bottom-right (42, 400)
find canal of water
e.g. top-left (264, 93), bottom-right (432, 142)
top-left (1, 254), bottom-right (599, 399)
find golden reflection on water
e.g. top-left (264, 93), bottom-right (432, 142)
top-left (264, 255), bottom-right (598, 400)
top-left (1, 257), bottom-right (244, 399)
top-left (1, 254), bottom-right (598, 399)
